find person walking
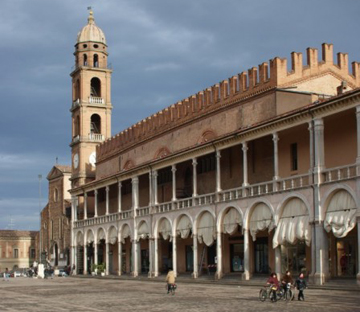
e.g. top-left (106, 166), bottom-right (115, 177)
top-left (3, 268), bottom-right (9, 282)
top-left (295, 272), bottom-right (307, 301)
top-left (165, 267), bottom-right (176, 294)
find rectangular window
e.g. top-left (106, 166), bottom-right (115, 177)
top-left (14, 249), bottom-right (19, 259)
top-left (30, 249), bottom-right (36, 259)
top-left (291, 143), bottom-right (298, 171)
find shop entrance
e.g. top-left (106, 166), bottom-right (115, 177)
top-left (335, 236), bottom-right (357, 277)
top-left (281, 242), bottom-right (306, 275)
top-left (141, 249), bottom-right (149, 273)
top-left (230, 243), bottom-right (244, 272)
top-left (186, 245), bottom-right (193, 272)
top-left (254, 238), bottom-right (269, 274)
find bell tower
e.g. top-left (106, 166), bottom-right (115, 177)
top-left (70, 9), bottom-right (112, 188)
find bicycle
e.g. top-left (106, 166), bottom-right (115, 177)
top-left (282, 282), bottom-right (294, 301)
top-left (259, 284), bottom-right (284, 302)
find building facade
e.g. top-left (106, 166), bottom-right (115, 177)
top-left (0, 230), bottom-right (37, 272)
top-left (40, 165), bottom-right (72, 267)
top-left (69, 11), bottom-right (360, 285)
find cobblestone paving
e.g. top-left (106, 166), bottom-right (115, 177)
top-left (0, 277), bottom-right (359, 312)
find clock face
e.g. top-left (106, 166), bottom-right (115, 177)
top-left (89, 152), bottom-right (96, 167)
top-left (73, 153), bottom-right (79, 169)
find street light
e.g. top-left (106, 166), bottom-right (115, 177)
top-left (38, 174), bottom-right (42, 263)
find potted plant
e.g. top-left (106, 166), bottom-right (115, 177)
top-left (97, 263), bottom-right (106, 276)
top-left (91, 264), bottom-right (97, 276)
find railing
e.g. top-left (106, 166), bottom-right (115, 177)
top-left (71, 63), bottom-right (112, 72)
top-left (73, 164), bottom-right (359, 229)
top-left (322, 164), bottom-right (358, 183)
top-left (89, 96), bottom-right (104, 104)
top-left (136, 206), bottom-right (150, 217)
top-left (88, 133), bottom-right (104, 142)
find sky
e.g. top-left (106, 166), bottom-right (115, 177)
top-left (0, 0), bottom-right (359, 230)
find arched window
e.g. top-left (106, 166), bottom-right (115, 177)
top-left (83, 54), bottom-right (88, 66)
top-left (90, 77), bottom-right (101, 97)
top-left (90, 114), bottom-right (101, 134)
top-left (93, 54), bottom-right (99, 68)
top-left (54, 188), bottom-right (59, 202)
top-left (75, 116), bottom-right (80, 136)
top-left (75, 80), bottom-right (80, 100)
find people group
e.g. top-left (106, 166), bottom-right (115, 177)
top-left (266, 271), bottom-right (307, 302)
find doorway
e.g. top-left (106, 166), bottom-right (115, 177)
top-left (254, 238), bottom-right (268, 274)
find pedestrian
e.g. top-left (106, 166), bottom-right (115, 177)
top-left (3, 268), bottom-right (9, 282)
top-left (281, 270), bottom-right (293, 290)
top-left (266, 272), bottom-right (279, 302)
top-left (165, 267), bottom-right (176, 294)
top-left (295, 272), bottom-right (307, 301)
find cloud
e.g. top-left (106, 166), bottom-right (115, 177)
top-left (145, 62), bottom-right (181, 72)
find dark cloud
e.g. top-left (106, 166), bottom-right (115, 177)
top-left (1, 0), bottom-right (359, 229)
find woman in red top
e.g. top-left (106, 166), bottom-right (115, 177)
top-left (266, 272), bottom-right (279, 302)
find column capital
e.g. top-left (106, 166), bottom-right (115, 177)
top-left (118, 181), bottom-right (122, 187)
top-left (272, 132), bottom-right (279, 142)
top-left (314, 117), bottom-right (324, 127)
top-left (106, 186), bottom-right (110, 192)
top-left (131, 176), bottom-right (139, 184)
top-left (94, 189), bottom-right (98, 195)
top-left (171, 164), bottom-right (177, 172)
top-left (84, 192), bottom-right (87, 199)
top-left (153, 170), bottom-right (158, 177)
top-left (242, 141), bottom-right (248, 152)
top-left (215, 149), bottom-right (221, 158)
top-left (192, 158), bottom-right (198, 166)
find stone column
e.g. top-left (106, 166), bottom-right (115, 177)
top-left (154, 237), bottom-right (159, 277)
top-left (172, 165), bottom-right (177, 201)
top-left (314, 222), bottom-right (329, 285)
top-left (356, 106), bottom-right (360, 165)
top-left (132, 240), bottom-right (139, 277)
top-left (242, 142), bottom-right (249, 186)
top-left (118, 240), bottom-right (122, 276)
top-left (149, 238), bottom-right (155, 278)
top-left (243, 229), bottom-right (250, 280)
top-left (308, 121), bottom-right (314, 179)
top-left (148, 171), bottom-right (153, 206)
top-left (357, 217), bottom-right (360, 285)
top-left (314, 118), bottom-right (325, 181)
top-left (73, 245), bottom-right (77, 275)
top-left (275, 247), bottom-right (281, 279)
top-left (105, 242), bottom-right (109, 275)
top-left (272, 132), bottom-right (280, 180)
top-left (83, 244), bottom-right (88, 275)
top-left (105, 186), bottom-right (110, 215)
top-left (153, 170), bottom-right (158, 205)
top-left (216, 231), bottom-right (222, 279)
top-left (84, 193), bottom-right (88, 220)
top-left (173, 235), bottom-right (177, 277)
top-left (94, 243), bottom-right (98, 266)
top-left (192, 234), bottom-right (198, 278)
top-left (192, 158), bottom-right (198, 197)
top-left (94, 189), bottom-right (98, 217)
top-left (215, 150), bottom-right (222, 193)
top-left (132, 177), bottom-right (139, 209)
top-left (118, 182), bottom-right (122, 212)
top-left (74, 196), bottom-right (78, 221)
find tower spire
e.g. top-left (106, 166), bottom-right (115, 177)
top-left (87, 7), bottom-right (94, 24)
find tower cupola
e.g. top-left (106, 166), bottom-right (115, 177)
top-left (76, 10), bottom-right (106, 45)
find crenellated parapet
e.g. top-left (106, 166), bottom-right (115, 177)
top-left (97, 43), bottom-right (360, 163)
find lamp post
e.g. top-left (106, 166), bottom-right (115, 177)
top-left (38, 174), bottom-right (42, 263)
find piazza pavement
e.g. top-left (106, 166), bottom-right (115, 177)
top-left (0, 276), bottom-right (359, 311)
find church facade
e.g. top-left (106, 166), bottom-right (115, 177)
top-left (68, 11), bottom-right (360, 285)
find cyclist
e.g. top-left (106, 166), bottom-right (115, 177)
top-left (266, 272), bottom-right (279, 302)
top-left (165, 267), bottom-right (176, 294)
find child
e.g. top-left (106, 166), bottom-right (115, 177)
top-left (295, 272), bottom-right (307, 301)
top-left (165, 267), bottom-right (176, 294)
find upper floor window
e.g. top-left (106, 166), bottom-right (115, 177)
top-left (93, 54), bottom-right (99, 68)
top-left (90, 114), bottom-right (101, 134)
top-left (13, 248), bottom-right (19, 258)
top-left (291, 143), bottom-right (298, 171)
top-left (83, 54), bottom-right (88, 66)
top-left (90, 77), bottom-right (101, 97)
top-left (54, 188), bottom-right (59, 202)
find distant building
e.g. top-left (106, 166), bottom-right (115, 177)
top-left (40, 165), bottom-right (72, 267)
top-left (0, 230), bottom-right (37, 271)
top-left (68, 10), bottom-right (360, 285)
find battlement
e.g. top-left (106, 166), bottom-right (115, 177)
top-left (97, 43), bottom-right (360, 162)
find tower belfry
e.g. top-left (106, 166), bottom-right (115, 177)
top-left (70, 10), bottom-right (113, 188)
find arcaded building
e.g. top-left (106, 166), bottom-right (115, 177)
top-left (69, 11), bottom-right (360, 285)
